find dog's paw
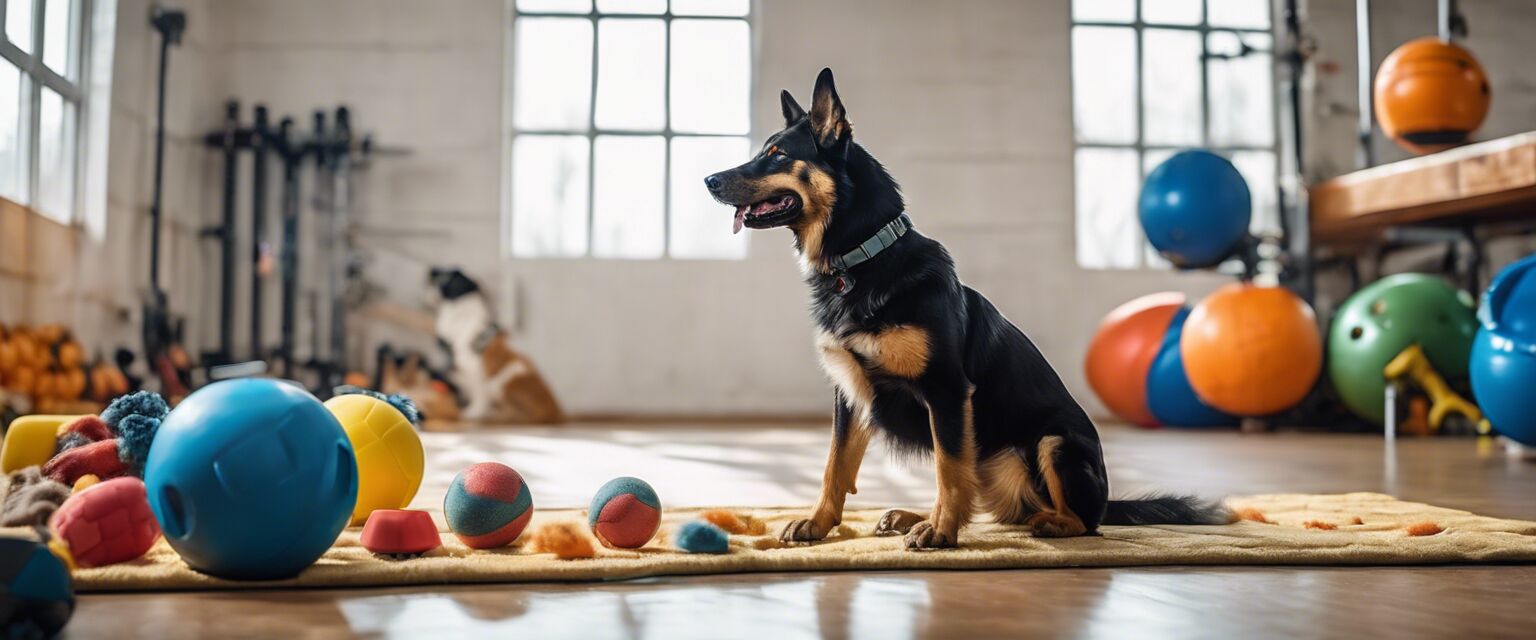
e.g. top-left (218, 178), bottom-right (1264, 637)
top-left (873, 509), bottom-right (926, 537)
top-left (1024, 511), bottom-right (1088, 538)
top-left (779, 518), bottom-right (830, 543)
top-left (902, 521), bottom-right (957, 550)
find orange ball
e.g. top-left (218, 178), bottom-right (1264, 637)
top-left (1084, 292), bottom-right (1185, 427)
top-left (1181, 283), bottom-right (1322, 416)
top-left (1374, 37), bottom-right (1490, 155)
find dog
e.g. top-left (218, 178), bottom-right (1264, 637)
top-left (428, 267), bottom-right (564, 424)
top-left (705, 69), bottom-right (1230, 549)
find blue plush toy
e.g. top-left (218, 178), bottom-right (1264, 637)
top-left (674, 520), bottom-right (730, 554)
top-left (144, 379), bottom-right (358, 580)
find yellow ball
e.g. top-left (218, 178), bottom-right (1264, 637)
top-left (324, 395), bottom-right (425, 526)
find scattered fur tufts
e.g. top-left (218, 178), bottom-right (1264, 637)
top-left (1405, 521), bottom-right (1444, 536)
top-left (1234, 508), bottom-right (1274, 524)
top-left (1302, 520), bottom-right (1338, 530)
top-left (675, 521), bottom-right (731, 554)
top-left (527, 522), bottom-right (596, 559)
top-left (1, 467), bottom-right (70, 527)
top-left (699, 509), bottom-right (767, 535)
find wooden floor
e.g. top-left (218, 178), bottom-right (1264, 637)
top-left (68, 425), bottom-right (1536, 639)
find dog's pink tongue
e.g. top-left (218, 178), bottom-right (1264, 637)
top-left (733, 205), bottom-right (747, 234)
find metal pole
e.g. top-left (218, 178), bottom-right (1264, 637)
top-left (250, 105), bottom-right (270, 360)
top-left (1356, 0), bottom-right (1376, 169)
top-left (278, 117), bottom-right (300, 377)
top-left (148, 8), bottom-right (184, 294)
top-left (1438, 0), bottom-right (1454, 41)
top-left (330, 106), bottom-right (352, 386)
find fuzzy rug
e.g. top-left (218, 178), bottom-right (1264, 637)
top-left (6, 492), bottom-right (1536, 592)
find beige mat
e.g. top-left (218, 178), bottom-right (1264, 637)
top-left (7, 493), bottom-right (1536, 592)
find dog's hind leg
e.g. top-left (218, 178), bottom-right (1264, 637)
top-left (977, 447), bottom-right (1050, 525)
top-left (1021, 435), bottom-right (1105, 538)
top-left (781, 396), bottom-right (871, 542)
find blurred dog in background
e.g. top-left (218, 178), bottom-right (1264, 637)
top-left (428, 267), bottom-right (564, 424)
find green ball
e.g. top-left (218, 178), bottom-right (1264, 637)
top-left (1327, 273), bottom-right (1476, 425)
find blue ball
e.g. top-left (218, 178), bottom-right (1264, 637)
top-left (1471, 254), bottom-right (1536, 446)
top-left (674, 520), bottom-right (729, 554)
top-left (1139, 150), bottom-right (1252, 268)
top-left (0, 538), bottom-right (73, 638)
top-left (145, 379), bottom-right (358, 580)
top-left (1146, 308), bottom-right (1238, 428)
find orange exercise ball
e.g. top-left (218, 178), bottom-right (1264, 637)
top-left (1084, 292), bottom-right (1186, 428)
top-left (1181, 283), bottom-right (1323, 416)
top-left (1374, 36), bottom-right (1490, 155)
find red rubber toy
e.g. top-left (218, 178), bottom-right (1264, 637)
top-left (49, 476), bottom-right (160, 568)
top-left (360, 509), bottom-right (442, 558)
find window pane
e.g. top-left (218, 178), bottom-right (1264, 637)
top-left (42, 0), bottom-right (76, 79)
top-left (36, 87), bottom-right (75, 222)
top-left (1230, 150), bottom-right (1277, 234)
top-left (0, 63), bottom-right (24, 202)
top-left (1141, 0), bottom-right (1201, 25)
top-left (1071, 26), bottom-right (1137, 145)
top-left (1208, 32), bottom-right (1274, 147)
top-left (670, 136), bottom-right (749, 259)
top-left (596, 0), bottom-right (664, 14)
top-left (1142, 29), bottom-right (1202, 146)
top-left (671, 0), bottom-right (749, 17)
top-left (1072, 0), bottom-right (1134, 22)
top-left (1075, 148), bottom-right (1141, 269)
top-left (6, 0), bottom-right (33, 53)
top-left (670, 19), bottom-right (750, 135)
top-left (512, 135), bottom-right (590, 257)
top-left (592, 135), bottom-right (664, 258)
top-left (516, 0), bottom-right (591, 14)
top-left (595, 19), bottom-right (665, 131)
top-left (513, 18), bottom-right (593, 131)
top-left (1210, 0), bottom-right (1271, 29)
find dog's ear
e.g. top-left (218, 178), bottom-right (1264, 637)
top-left (434, 268), bottom-right (480, 300)
top-left (780, 89), bottom-right (806, 125)
top-left (809, 68), bottom-right (850, 151)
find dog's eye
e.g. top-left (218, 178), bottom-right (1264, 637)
top-left (767, 145), bottom-right (785, 158)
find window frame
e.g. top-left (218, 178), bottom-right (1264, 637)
top-left (505, 0), bottom-right (756, 260)
top-left (0, 0), bottom-right (87, 223)
top-left (1070, 0), bottom-right (1279, 270)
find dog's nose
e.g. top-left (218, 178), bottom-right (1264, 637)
top-left (704, 174), bottom-right (724, 193)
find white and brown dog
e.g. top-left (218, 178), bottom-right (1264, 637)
top-left (428, 268), bottom-right (564, 424)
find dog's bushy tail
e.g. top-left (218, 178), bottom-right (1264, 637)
top-left (1102, 494), bottom-right (1233, 526)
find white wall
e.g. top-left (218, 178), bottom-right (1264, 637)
top-left (83, 0), bottom-right (1535, 418)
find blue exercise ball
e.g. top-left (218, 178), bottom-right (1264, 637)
top-left (1139, 150), bottom-right (1252, 268)
top-left (1470, 254), bottom-right (1536, 446)
top-left (1145, 307), bottom-right (1238, 428)
top-left (144, 379), bottom-right (358, 580)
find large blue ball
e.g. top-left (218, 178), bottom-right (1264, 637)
top-left (144, 379), bottom-right (358, 580)
top-left (1145, 308), bottom-right (1238, 428)
top-left (1471, 254), bottom-right (1536, 446)
top-left (1139, 150), bottom-right (1252, 268)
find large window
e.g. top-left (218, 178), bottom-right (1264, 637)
top-left (0, 0), bottom-right (84, 223)
top-left (1071, 0), bottom-right (1278, 269)
top-left (508, 0), bottom-right (752, 260)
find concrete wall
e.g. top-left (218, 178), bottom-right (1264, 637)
top-left (35, 0), bottom-right (1533, 417)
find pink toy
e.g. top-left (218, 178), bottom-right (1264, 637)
top-left (49, 476), bottom-right (160, 567)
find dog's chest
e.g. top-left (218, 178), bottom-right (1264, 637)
top-left (814, 326), bottom-right (930, 407)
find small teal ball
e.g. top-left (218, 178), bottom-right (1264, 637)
top-left (445, 462), bottom-right (533, 549)
top-left (587, 477), bottom-right (661, 549)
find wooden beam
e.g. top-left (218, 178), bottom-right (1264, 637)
top-left (1311, 132), bottom-right (1536, 243)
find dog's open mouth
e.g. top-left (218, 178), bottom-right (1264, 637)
top-left (733, 193), bottom-right (802, 234)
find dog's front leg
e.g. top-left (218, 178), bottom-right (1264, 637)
top-left (781, 397), bottom-right (870, 542)
top-left (905, 386), bottom-right (978, 550)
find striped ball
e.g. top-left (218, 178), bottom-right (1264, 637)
top-left (444, 462), bottom-right (533, 549)
top-left (588, 477), bottom-right (661, 549)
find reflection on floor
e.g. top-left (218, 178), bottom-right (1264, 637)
top-left (72, 423), bottom-right (1536, 638)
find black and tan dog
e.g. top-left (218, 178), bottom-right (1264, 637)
top-left (705, 69), bottom-right (1230, 550)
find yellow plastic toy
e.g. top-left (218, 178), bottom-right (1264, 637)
top-left (1, 415), bottom-right (78, 473)
top-left (1384, 344), bottom-right (1482, 433)
top-left (324, 394), bottom-right (424, 525)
